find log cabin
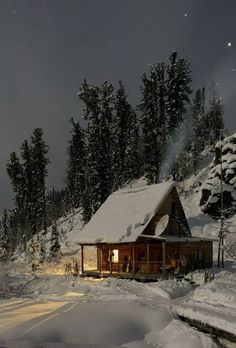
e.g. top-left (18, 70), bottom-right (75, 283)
top-left (76, 182), bottom-right (214, 279)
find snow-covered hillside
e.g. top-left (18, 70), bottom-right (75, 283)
top-left (14, 143), bottom-right (236, 268)
top-left (178, 142), bottom-right (236, 260)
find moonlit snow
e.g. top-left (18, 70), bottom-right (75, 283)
top-left (0, 273), bottom-right (223, 347)
top-left (1, 150), bottom-right (236, 347)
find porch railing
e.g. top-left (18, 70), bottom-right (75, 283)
top-left (100, 260), bottom-right (164, 274)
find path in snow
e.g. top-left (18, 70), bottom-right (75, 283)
top-left (0, 299), bottom-right (172, 347)
top-left (0, 273), bottom-right (227, 347)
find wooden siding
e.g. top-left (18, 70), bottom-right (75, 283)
top-left (143, 187), bottom-right (190, 238)
top-left (166, 241), bottom-right (213, 270)
top-left (96, 240), bottom-right (213, 275)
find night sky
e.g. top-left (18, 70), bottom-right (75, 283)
top-left (1, 0), bottom-right (236, 209)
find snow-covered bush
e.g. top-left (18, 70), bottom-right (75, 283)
top-left (0, 271), bottom-right (11, 297)
top-left (200, 133), bottom-right (236, 218)
top-left (224, 233), bottom-right (236, 261)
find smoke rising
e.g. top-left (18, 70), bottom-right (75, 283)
top-left (158, 116), bottom-right (192, 181)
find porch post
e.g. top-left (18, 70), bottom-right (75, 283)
top-left (109, 245), bottom-right (112, 275)
top-left (100, 247), bottom-right (103, 273)
top-left (81, 245), bottom-right (84, 274)
top-left (162, 240), bottom-right (166, 277)
top-left (132, 244), bottom-right (135, 277)
top-left (147, 242), bottom-right (150, 274)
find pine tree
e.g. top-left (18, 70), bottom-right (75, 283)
top-left (81, 181), bottom-right (93, 224)
top-left (31, 128), bottom-right (49, 234)
top-left (206, 89), bottom-right (224, 145)
top-left (50, 223), bottom-right (61, 260)
top-left (156, 63), bottom-right (167, 153)
top-left (166, 51), bottom-right (192, 134)
top-left (113, 81), bottom-right (128, 188)
top-left (0, 209), bottom-right (10, 261)
top-left (6, 152), bottom-right (24, 219)
top-left (124, 110), bottom-right (141, 182)
top-left (98, 81), bottom-right (115, 201)
top-left (7, 130), bottom-right (49, 243)
top-left (191, 87), bottom-right (206, 172)
top-left (46, 188), bottom-right (66, 225)
top-left (8, 209), bottom-right (20, 252)
top-left (79, 80), bottom-right (102, 212)
top-left (113, 81), bottom-right (140, 188)
top-left (20, 140), bottom-right (34, 238)
top-left (66, 118), bottom-right (87, 211)
top-left (140, 64), bottom-right (167, 183)
top-left (79, 80), bottom-right (115, 213)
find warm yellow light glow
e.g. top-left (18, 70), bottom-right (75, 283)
top-left (64, 292), bottom-right (84, 297)
top-left (0, 300), bottom-right (68, 333)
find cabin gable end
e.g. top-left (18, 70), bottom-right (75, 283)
top-left (142, 187), bottom-right (191, 238)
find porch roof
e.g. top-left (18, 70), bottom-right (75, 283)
top-left (164, 236), bottom-right (217, 242)
top-left (76, 235), bottom-right (216, 246)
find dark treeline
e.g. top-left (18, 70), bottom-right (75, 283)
top-left (0, 51), bottom-right (224, 260)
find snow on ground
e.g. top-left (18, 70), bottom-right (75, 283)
top-left (0, 273), bottom-right (219, 348)
top-left (173, 267), bottom-right (236, 337)
top-left (0, 273), bottom-right (192, 302)
top-left (144, 319), bottom-right (217, 348)
top-left (193, 274), bottom-right (236, 309)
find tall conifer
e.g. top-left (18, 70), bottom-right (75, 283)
top-left (30, 128), bottom-right (49, 234)
top-left (206, 89), bottom-right (224, 145)
top-left (140, 64), bottom-right (167, 183)
top-left (166, 51), bottom-right (192, 133)
top-left (66, 118), bottom-right (87, 210)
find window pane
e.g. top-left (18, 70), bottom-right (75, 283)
top-left (112, 249), bottom-right (119, 263)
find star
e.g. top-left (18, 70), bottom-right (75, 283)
top-left (184, 13), bottom-right (188, 17)
top-left (227, 42), bottom-right (232, 47)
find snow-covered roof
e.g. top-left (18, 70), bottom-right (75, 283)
top-left (76, 182), bottom-right (175, 244)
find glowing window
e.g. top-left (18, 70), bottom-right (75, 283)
top-left (112, 249), bottom-right (119, 263)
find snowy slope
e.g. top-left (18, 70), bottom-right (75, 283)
top-left (1, 152), bottom-right (236, 347)
top-left (15, 143), bottom-right (236, 267)
top-left (177, 146), bottom-right (236, 260)
top-left (13, 209), bottom-right (84, 269)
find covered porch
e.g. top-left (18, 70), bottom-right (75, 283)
top-left (80, 237), bottom-right (172, 280)
top-left (79, 236), bottom-right (213, 280)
